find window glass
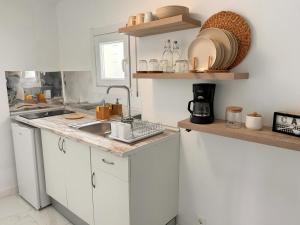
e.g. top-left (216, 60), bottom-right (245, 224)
top-left (23, 71), bottom-right (37, 80)
top-left (99, 41), bottom-right (125, 80)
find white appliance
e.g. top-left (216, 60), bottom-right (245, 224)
top-left (11, 122), bottom-right (51, 209)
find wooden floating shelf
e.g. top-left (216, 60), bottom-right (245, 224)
top-left (119, 15), bottom-right (201, 37)
top-left (178, 119), bottom-right (300, 152)
top-left (133, 72), bottom-right (249, 80)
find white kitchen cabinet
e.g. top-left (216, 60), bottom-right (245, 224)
top-left (41, 130), bottom-right (68, 207)
top-left (42, 129), bottom-right (179, 225)
top-left (92, 169), bottom-right (130, 225)
top-left (91, 132), bottom-right (180, 225)
top-left (91, 150), bottom-right (130, 225)
top-left (41, 130), bottom-right (93, 225)
top-left (64, 137), bottom-right (94, 225)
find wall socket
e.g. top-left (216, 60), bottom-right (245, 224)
top-left (198, 217), bottom-right (207, 225)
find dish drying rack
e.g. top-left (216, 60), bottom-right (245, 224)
top-left (109, 120), bottom-right (165, 143)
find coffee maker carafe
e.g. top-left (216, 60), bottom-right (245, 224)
top-left (188, 83), bottom-right (216, 124)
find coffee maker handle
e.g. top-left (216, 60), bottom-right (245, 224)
top-left (188, 100), bottom-right (194, 114)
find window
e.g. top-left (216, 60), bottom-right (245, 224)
top-left (23, 71), bottom-right (37, 79)
top-left (93, 29), bottom-right (130, 86)
top-left (99, 41), bottom-right (125, 80)
top-left (20, 71), bottom-right (41, 88)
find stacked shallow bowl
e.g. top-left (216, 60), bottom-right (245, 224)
top-left (188, 28), bottom-right (239, 71)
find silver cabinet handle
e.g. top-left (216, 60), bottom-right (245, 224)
top-left (102, 158), bottom-right (115, 165)
top-left (61, 139), bottom-right (66, 154)
top-left (58, 137), bottom-right (62, 151)
top-left (91, 172), bottom-right (96, 188)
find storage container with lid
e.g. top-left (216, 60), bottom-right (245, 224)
top-left (226, 106), bottom-right (243, 128)
top-left (246, 112), bottom-right (263, 130)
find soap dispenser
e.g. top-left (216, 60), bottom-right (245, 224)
top-left (112, 98), bottom-right (123, 116)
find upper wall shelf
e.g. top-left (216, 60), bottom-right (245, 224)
top-left (178, 119), bottom-right (300, 152)
top-left (119, 15), bottom-right (202, 37)
top-left (133, 72), bottom-right (249, 80)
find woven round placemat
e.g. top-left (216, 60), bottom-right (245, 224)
top-left (201, 11), bottom-right (251, 69)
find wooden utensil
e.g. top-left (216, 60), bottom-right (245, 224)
top-left (64, 113), bottom-right (85, 120)
top-left (190, 57), bottom-right (198, 72)
top-left (208, 56), bottom-right (212, 69)
top-left (15, 103), bottom-right (36, 109)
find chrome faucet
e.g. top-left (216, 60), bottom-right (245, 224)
top-left (106, 85), bottom-right (133, 123)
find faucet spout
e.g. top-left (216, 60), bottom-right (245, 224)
top-left (106, 85), bottom-right (132, 121)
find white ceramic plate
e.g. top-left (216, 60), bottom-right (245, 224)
top-left (198, 28), bottom-right (233, 69)
top-left (188, 37), bottom-right (218, 71)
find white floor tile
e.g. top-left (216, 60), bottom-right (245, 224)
top-left (0, 195), bottom-right (72, 225)
top-left (0, 213), bottom-right (39, 225)
top-left (0, 195), bottom-right (31, 219)
top-left (29, 207), bottom-right (70, 225)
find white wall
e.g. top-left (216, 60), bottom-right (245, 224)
top-left (56, 1), bottom-right (300, 225)
top-left (0, 0), bottom-right (59, 196)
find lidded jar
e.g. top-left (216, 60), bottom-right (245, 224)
top-left (226, 106), bottom-right (243, 128)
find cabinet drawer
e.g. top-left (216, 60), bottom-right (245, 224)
top-left (91, 148), bottom-right (129, 182)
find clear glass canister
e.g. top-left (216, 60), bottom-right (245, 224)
top-left (148, 59), bottom-right (160, 72)
top-left (174, 60), bottom-right (189, 73)
top-left (137, 60), bottom-right (148, 73)
top-left (226, 106), bottom-right (243, 128)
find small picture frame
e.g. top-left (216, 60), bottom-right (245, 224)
top-left (272, 112), bottom-right (300, 137)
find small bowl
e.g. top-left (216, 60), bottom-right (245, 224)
top-left (156, 5), bottom-right (189, 19)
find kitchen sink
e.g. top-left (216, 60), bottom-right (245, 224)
top-left (72, 102), bottom-right (104, 111)
top-left (74, 121), bottom-right (111, 136)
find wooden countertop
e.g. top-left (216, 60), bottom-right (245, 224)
top-left (13, 113), bottom-right (178, 157)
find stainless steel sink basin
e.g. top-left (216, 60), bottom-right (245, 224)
top-left (74, 121), bottom-right (111, 136)
top-left (77, 105), bottom-right (97, 110)
top-left (72, 102), bottom-right (104, 111)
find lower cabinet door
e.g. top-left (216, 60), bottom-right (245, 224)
top-left (93, 170), bottom-right (130, 225)
top-left (41, 130), bottom-right (68, 207)
top-left (64, 138), bottom-right (94, 225)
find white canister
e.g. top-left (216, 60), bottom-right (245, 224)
top-left (245, 112), bottom-right (263, 130)
top-left (110, 122), bottom-right (120, 138)
top-left (144, 12), bottom-right (153, 23)
top-left (118, 123), bottom-right (132, 140)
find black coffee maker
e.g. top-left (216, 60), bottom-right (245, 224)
top-left (188, 83), bottom-right (216, 124)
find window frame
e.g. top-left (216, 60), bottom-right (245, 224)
top-left (92, 25), bottom-right (131, 87)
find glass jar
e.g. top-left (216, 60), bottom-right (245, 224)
top-left (225, 106), bottom-right (243, 128)
top-left (137, 60), bottom-right (148, 73)
top-left (174, 60), bottom-right (189, 73)
top-left (159, 60), bottom-right (168, 72)
top-left (148, 59), bottom-right (160, 72)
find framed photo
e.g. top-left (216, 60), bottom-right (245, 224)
top-left (272, 112), bottom-right (300, 137)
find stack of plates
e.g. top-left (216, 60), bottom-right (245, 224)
top-left (188, 28), bottom-right (239, 71)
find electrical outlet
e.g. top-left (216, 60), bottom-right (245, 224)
top-left (198, 217), bottom-right (207, 225)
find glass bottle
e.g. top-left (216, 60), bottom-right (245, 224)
top-left (162, 40), bottom-right (173, 72)
top-left (172, 41), bottom-right (180, 71)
